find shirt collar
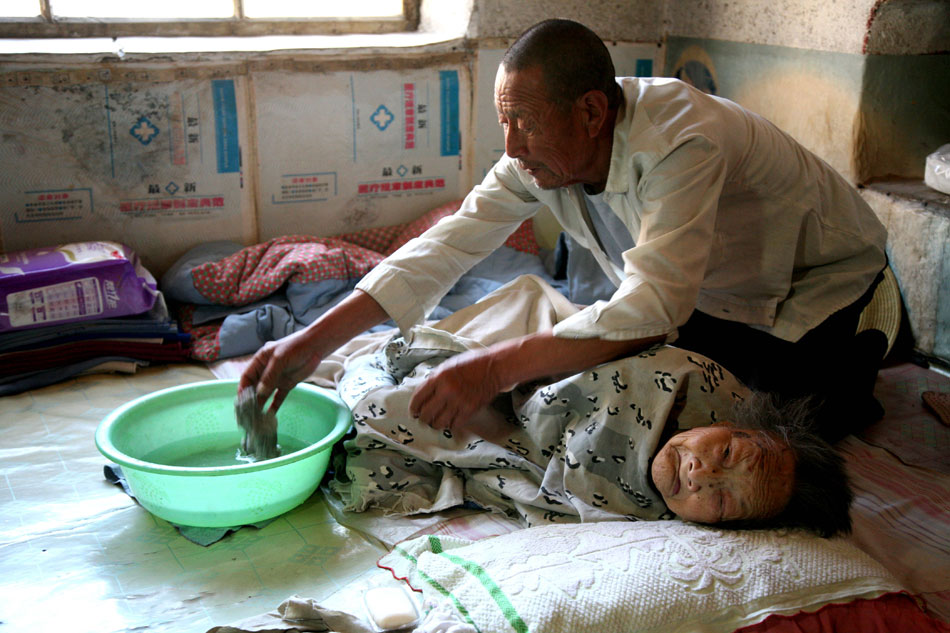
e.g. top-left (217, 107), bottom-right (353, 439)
top-left (603, 77), bottom-right (637, 194)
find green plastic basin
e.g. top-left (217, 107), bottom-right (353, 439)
top-left (95, 379), bottom-right (351, 528)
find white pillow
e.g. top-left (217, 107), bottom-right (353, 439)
top-left (380, 520), bottom-right (902, 633)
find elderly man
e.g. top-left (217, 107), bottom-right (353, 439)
top-left (240, 19), bottom-right (887, 443)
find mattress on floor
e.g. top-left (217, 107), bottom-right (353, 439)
top-left (0, 361), bottom-right (947, 632)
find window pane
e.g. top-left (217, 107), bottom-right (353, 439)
top-left (1, 0), bottom-right (41, 18)
top-left (243, 0), bottom-right (402, 18)
top-left (50, 0), bottom-right (234, 18)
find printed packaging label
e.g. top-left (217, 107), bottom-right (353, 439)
top-left (8, 277), bottom-right (104, 327)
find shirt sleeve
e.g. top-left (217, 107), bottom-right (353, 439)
top-left (356, 156), bottom-right (543, 335)
top-left (553, 135), bottom-right (728, 341)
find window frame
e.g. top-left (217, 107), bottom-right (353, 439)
top-left (0, 0), bottom-right (420, 38)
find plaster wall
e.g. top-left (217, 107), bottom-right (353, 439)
top-left (666, 0), bottom-right (878, 54)
top-left (862, 186), bottom-right (950, 361)
top-left (864, 0), bottom-right (950, 55)
top-left (855, 53), bottom-right (950, 182)
top-left (465, 0), bottom-right (663, 42)
top-left (665, 0), bottom-right (950, 55)
top-left (665, 37), bottom-right (866, 181)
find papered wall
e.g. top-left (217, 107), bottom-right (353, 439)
top-left (0, 0), bottom-right (669, 276)
top-left (0, 57), bottom-right (474, 275)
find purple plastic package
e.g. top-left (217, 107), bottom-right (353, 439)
top-left (0, 241), bottom-right (158, 332)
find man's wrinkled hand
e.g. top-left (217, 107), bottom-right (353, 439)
top-left (408, 349), bottom-right (505, 431)
top-left (239, 332), bottom-right (322, 415)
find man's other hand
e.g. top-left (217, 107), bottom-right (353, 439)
top-left (408, 349), bottom-right (505, 431)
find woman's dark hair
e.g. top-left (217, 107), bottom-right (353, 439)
top-left (718, 392), bottom-right (854, 538)
top-left (502, 19), bottom-right (623, 111)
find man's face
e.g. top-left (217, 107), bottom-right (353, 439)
top-left (494, 65), bottom-right (591, 190)
top-left (650, 423), bottom-right (796, 524)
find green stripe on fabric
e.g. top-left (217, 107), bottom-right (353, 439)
top-left (428, 536), bottom-right (529, 633)
top-left (392, 544), bottom-right (482, 633)
top-left (393, 544), bottom-right (420, 565)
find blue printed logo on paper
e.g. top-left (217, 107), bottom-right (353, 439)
top-left (130, 116), bottom-right (160, 145)
top-left (370, 105), bottom-right (394, 131)
top-left (212, 79), bottom-right (241, 174)
top-left (396, 165), bottom-right (408, 178)
top-left (439, 71), bottom-right (460, 157)
top-left (165, 182), bottom-right (179, 195)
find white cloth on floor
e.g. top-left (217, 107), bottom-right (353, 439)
top-left (206, 595), bottom-right (374, 633)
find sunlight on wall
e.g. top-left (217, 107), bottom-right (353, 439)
top-left (735, 72), bottom-right (860, 182)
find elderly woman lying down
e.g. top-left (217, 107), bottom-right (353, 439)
top-left (326, 276), bottom-right (852, 538)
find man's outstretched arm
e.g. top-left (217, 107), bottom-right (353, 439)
top-left (239, 289), bottom-right (389, 412)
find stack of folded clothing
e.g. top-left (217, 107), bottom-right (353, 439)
top-left (0, 241), bottom-right (190, 396)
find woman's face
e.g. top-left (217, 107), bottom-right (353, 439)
top-left (650, 423), bottom-right (796, 524)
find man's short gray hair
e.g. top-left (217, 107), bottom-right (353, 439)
top-left (720, 392), bottom-right (854, 538)
top-left (502, 19), bottom-right (623, 111)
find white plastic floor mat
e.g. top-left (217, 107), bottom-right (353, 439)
top-left (0, 364), bottom-right (389, 633)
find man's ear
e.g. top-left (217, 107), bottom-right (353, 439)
top-left (577, 89), bottom-right (610, 137)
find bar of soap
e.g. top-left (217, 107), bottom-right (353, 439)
top-left (364, 586), bottom-right (419, 630)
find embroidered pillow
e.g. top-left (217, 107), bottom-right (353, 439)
top-left (380, 520), bottom-right (903, 633)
